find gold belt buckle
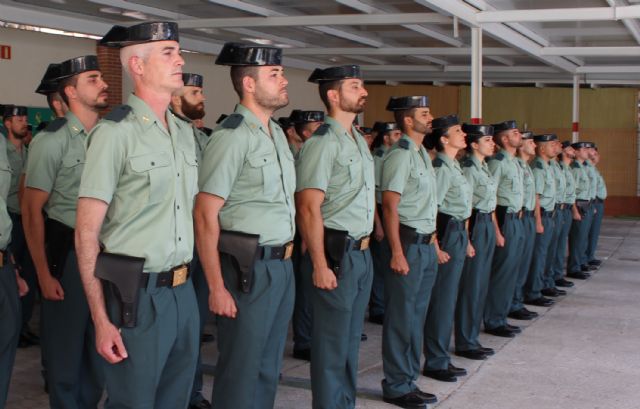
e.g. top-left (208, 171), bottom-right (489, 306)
top-left (172, 265), bottom-right (188, 287)
top-left (284, 242), bottom-right (294, 260)
top-left (360, 237), bottom-right (370, 250)
top-left (429, 234), bottom-right (437, 245)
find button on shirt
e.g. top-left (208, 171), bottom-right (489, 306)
top-left (6, 141), bottom-right (26, 214)
top-left (517, 157), bottom-right (535, 211)
top-left (296, 116), bottom-right (375, 239)
top-left (561, 162), bottom-right (577, 204)
top-left (462, 154), bottom-right (497, 213)
top-left (79, 94), bottom-right (198, 272)
top-left (551, 160), bottom-right (566, 206)
top-left (433, 152), bottom-right (472, 221)
top-left (488, 149), bottom-right (524, 213)
top-left (199, 104), bottom-right (296, 246)
top-left (25, 112), bottom-right (87, 228)
top-left (532, 156), bottom-right (556, 212)
top-left (381, 135), bottom-right (436, 234)
top-left (571, 160), bottom-right (591, 201)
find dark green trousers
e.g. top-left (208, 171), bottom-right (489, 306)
top-left (212, 254), bottom-right (295, 409)
top-left (455, 213), bottom-right (496, 352)
top-left (292, 232), bottom-right (312, 351)
top-left (524, 213), bottom-right (555, 300)
top-left (369, 236), bottom-right (389, 317)
top-left (42, 250), bottom-right (104, 409)
top-left (552, 207), bottom-right (573, 281)
top-left (485, 214), bottom-right (524, 328)
top-left (587, 201), bottom-right (605, 262)
top-left (104, 275), bottom-right (199, 409)
top-left (545, 208), bottom-right (563, 287)
top-left (304, 248), bottom-right (373, 409)
top-left (0, 259), bottom-right (20, 408)
top-left (568, 203), bottom-right (594, 272)
top-left (382, 242), bottom-right (437, 398)
top-left (509, 214), bottom-right (534, 313)
top-left (423, 221), bottom-right (468, 371)
top-left (189, 250), bottom-right (209, 406)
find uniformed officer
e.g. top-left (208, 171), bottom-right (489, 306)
top-left (22, 55), bottom-right (107, 409)
top-left (551, 142), bottom-right (578, 288)
top-left (422, 115), bottom-right (473, 383)
top-left (76, 22), bottom-right (200, 409)
top-left (369, 119), bottom-right (401, 325)
top-left (194, 42), bottom-right (295, 409)
top-left (0, 135), bottom-right (29, 408)
top-left (484, 121), bottom-right (526, 337)
top-left (296, 65), bottom-right (374, 409)
top-left (582, 143), bottom-right (600, 273)
top-left (523, 134), bottom-right (563, 305)
top-left (586, 146), bottom-right (607, 267)
top-left (36, 63), bottom-right (69, 119)
top-left (289, 109), bottom-right (325, 361)
top-left (567, 142), bottom-right (594, 280)
top-left (380, 95), bottom-right (438, 408)
top-left (170, 72), bottom-right (212, 409)
top-left (454, 124), bottom-right (498, 359)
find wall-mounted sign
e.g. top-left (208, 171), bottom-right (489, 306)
top-left (0, 45), bottom-right (11, 60)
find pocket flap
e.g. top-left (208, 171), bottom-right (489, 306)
top-left (129, 152), bottom-right (171, 172)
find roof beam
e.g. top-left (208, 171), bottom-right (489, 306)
top-left (476, 5), bottom-right (640, 23)
top-left (359, 64), bottom-right (559, 73)
top-left (606, 0), bottom-right (640, 44)
top-left (177, 13), bottom-right (449, 29)
top-left (576, 65), bottom-right (640, 73)
top-left (285, 47), bottom-right (518, 56)
top-left (541, 46), bottom-right (640, 56)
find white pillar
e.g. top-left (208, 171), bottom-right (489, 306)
top-left (471, 27), bottom-right (483, 124)
top-left (572, 74), bottom-right (580, 142)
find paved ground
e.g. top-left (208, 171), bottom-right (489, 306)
top-left (6, 217), bottom-right (639, 409)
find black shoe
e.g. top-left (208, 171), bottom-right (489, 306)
top-left (524, 297), bottom-right (554, 307)
top-left (581, 264), bottom-right (598, 272)
top-left (541, 287), bottom-right (562, 297)
top-left (369, 313), bottom-right (384, 325)
top-left (422, 368), bottom-right (457, 382)
top-left (555, 278), bottom-right (575, 288)
top-left (293, 348), bottom-right (311, 361)
top-left (18, 332), bottom-right (39, 348)
top-left (506, 324), bottom-right (522, 333)
top-left (189, 399), bottom-right (212, 409)
top-left (455, 349), bottom-right (488, 360)
top-left (508, 308), bottom-right (536, 320)
top-left (412, 387), bottom-right (438, 404)
top-left (554, 288), bottom-right (567, 295)
top-left (479, 346), bottom-right (495, 356)
top-left (361, 333), bottom-right (368, 342)
top-left (588, 259), bottom-right (602, 266)
top-left (485, 326), bottom-right (516, 338)
top-left (383, 391), bottom-right (427, 408)
top-left (521, 307), bottom-right (539, 317)
top-left (567, 271), bottom-right (590, 280)
top-left (448, 363), bottom-right (467, 376)
top-left (200, 333), bottom-right (214, 343)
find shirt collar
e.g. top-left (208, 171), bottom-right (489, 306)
top-left (436, 151), bottom-right (457, 168)
top-left (65, 111), bottom-right (86, 138)
top-left (469, 154), bottom-right (484, 168)
top-left (127, 93), bottom-right (169, 131)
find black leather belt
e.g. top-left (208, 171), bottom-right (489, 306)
top-left (504, 211), bottom-right (522, 220)
top-left (0, 249), bottom-right (7, 268)
top-left (594, 198), bottom-right (604, 204)
top-left (348, 236), bottom-right (370, 251)
top-left (522, 210), bottom-right (534, 218)
top-left (260, 242), bottom-right (294, 260)
top-left (473, 210), bottom-right (493, 222)
top-left (555, 203), bottom-right (565, 210)
top-left (415, 232), bottom-right (436, 245)
top-left (142, 264), bottom-right (190, 288)
top-left (541, 209), bottom-right (554, 217)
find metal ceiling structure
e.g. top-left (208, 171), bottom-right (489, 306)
top-left (2, 0), bottom-right (640, 87)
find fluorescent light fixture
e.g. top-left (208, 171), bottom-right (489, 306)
top-left (99, 7), bottom-right (122, 14)
top-left (241, 37), bottom-right (274, 45)
top-left (122, 11), bottom-right (148, 20)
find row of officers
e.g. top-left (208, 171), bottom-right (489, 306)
top-left (0, 20), bottom-right (607, 409)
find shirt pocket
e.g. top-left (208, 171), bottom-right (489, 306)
top-left (247, 152), bottom-right (280, 196)
top-left (336, 155), bottom-right (360, 189)
top-left (129, 152), bottom-right (172, 205)
top-left (410, 167), bottom-right (428, 190)
top-left (181, 150), bottom-right (199, 198)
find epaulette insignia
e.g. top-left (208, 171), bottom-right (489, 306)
top-left (104, 105), bottom-right (132, 122)
top-left (374, 148), bottom-right (385, 157)
top-left (44, 117), bottom-right (67, 132)
top-left (491, 152), bottom-right (505, 161)
top-left (462, 159), bottom-right (473, 168)
top-left (313, 123), bottom-right (330, 136)
top-left (534, 161), bottom-right (544, 169)
top-left (570, 161), bottom-right (580, 169)
top-left (398, 139), bottom-right (410, 150)
top-left (221, 113), bottom-right (243, 129)
top-left (201, 127), bottom-right (213, 137)
top-left (433, 157), bottom-right (444, 168)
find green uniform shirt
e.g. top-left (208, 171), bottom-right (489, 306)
top-left (289, 142), bottom-right (300, 159)
top-left (551, 160), bottom-right (566, 206)
top-left (584, 161), bottom-right (599, 200)
top-left (433, 152), bottom-right (472, 221)
top-left (296, 116), bottom-right (375, 239)
top-left (462, 154), bottom-right (497, 213)
top-left (6, 140), bottom-right (26, 214)
top-left (571, 160), bottom-right (591, 201)
top-left (561, 162), bottom-right (576, 204)
top-left (0, 138), bottom-right (12, 249)
top-left (595, 168), bottom-right (607, 199)
top-left (488, 149), bottom-right (524, 213)
top-left (79, 94), bottom-right (198, 272)
top-left (381, 135), bottom-right (436, 234)
top-left (199, 104), bottom-right (296, 246)
top-left (25, 112), bottom-right (87, 228)
top-left (517, 157), bottom-right (536, 211)
top-left (532, 156), bottom-right (556, 212)
top-left (193, 126), bottom-right (210, 162)
top-left (373, 145), bottom-right (388, 205)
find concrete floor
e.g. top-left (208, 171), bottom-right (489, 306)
top-left (6, 217), bottom-right (639, 409)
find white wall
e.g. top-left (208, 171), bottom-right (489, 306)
top-left (1, 26), bottom-right (324, 129)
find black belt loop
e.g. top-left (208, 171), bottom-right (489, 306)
top-left (259, 242), bottom-right (294, 260)
top-left (141, 264), bottom-right (190, 289)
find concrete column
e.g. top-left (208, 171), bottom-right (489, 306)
top-left (572, 74), bottom-right (580, 142)
top-left (471, 27), bottom-right (482, 124)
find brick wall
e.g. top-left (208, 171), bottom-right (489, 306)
top-left (97, 44), bottom-right (122, 110)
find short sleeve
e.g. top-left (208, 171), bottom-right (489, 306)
top-left (78, 122), bottom-right (126, 204)
top-left (533, 166), bottom-right (545, 195)
top-left (198, 128), bottom-right (247, 200)
top-left (434, 165), bottom-right (451, 207)
top-left (380, 149), bottom-right (410, 195)
top-left (24, 132), bottom-right (64, 193)
top-left (295, 136), bottom-right (337, 192)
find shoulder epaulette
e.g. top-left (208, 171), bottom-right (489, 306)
top-left (570, 161), bottom-right (580, 169)
top-left (492, 152), bottom-right (505, 161)
top-left (171, 110), bottom-right (190, 123)
top-left (462, 158), bottom-right (473, 168)
top-left (398, 139), bottom-right (410, 150)
top-left (221, 113), bottom-right (243, 129)
top-left (433, 157), bottom-right (444, 168)
top-left (44, 117), bottom-right (67, 133)
top-left (374, 148), bottom-right (385, 157)
top-left (313, 123), bottom-right (330, 136)
top-left (103, 105), bottom-right (132, 122)
top-left (201, 127), bottom-right (213, 137)
top-left (534, 161), bottom-right (544, 169)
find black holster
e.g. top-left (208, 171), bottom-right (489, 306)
top-left (495, 205), bottom-right (507, 230)
top-left (94, 252), bottom-right (145, 328)
top-left (398, 223), bottom-right (417, 255)
top-left (324, 228), bottom-right (349, 279)
top-left (575, 201), bottom-right (590, 217)
top-left (436, 212), bottom-right (453, 243)
top-left (218, 230), bottom-right (260, 293)
top-left (44, 218), bottom-right (75, 279)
